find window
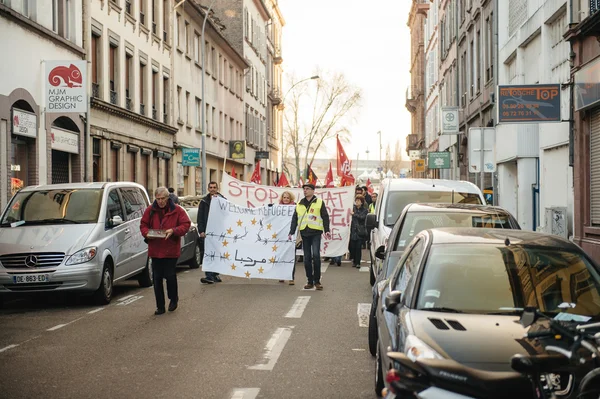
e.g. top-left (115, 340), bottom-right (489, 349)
top-left (476, 28), bottom-right (481, 92)
top-left (109, 44), bottom-right (118, 105)
top-left (211, 47), bottom-right (217, 75)
top-left (393, 239), bottom-right (424, 302)
top-left (120, 188), bottom-right (148, 221)
top-left (163, 76), bottom-right (169, 123)
top-left (151, 0), bottom-right (157, 34)
top-left (152, 69), bottom-right (158, 119)
top-left (139, 61), bottom-right (146, 114)
top-left (140, 0), bottom-right (146, 25)
top-left (186, 91), bottom-right (190, 124)
top-left (163, 0), bottom-right (168, 41)
top-left (93, 138), bottom-right (102, 182)
top-left (219, 54), bottom-right (223, 83)
top-left (125, 53), bottom-right (133, 109)
top-left (469, 38), bottom-right (474, 97)
top-left (185, 21), bottom-right (190, 54)
top-left (507, 56), bottom-right (517, 84)
top-left (177, 86), bottom-right (182, 121)
top-left (111, 147), bottom-right (119, 182)
top-left (91, 34), bottom-right (100, 95)
top-left (194, 33), bottom-right (200, 63)
top-left (176, 14), bottom-right (181, 48)
top-left (486, 15), bottom-right (494, 82)
top-left (196, 98), bottom-right (201, 128)
top-left (106, 190), bottom-right (124, 226)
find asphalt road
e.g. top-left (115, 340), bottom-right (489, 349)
top-left (0, 251), bottom-right (376, 399)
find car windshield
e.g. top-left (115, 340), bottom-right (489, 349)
top-left (1, 189), bottom-right (103, 225)
top-left (393, 211), bottom-right (514, 250)
top-left (416, 243), bottom-right (600, 318)
top-left (384, 191), bottom-right (482, 226)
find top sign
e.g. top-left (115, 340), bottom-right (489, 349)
top-left (441, 107), bottom-right (459, 134)
top-left (46, 60), bottom-right (87, 113)
top-left (182, 148), bottom-right (200, 166)
top-left (498, 84), bottom-right (561, 123)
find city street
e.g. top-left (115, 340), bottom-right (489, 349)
top-left (0, 253), bottom-right (375, 399)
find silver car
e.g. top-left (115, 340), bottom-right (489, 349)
top-left (0, 182), bottom-right (152, 305)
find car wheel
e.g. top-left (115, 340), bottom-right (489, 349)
top-left (375, 345), bottom-right (385, 397)
top-left (368, 303), bottom-right (378, 357)
top-left (93, 262), bottom-right (113, 305)
top-left (138, 257), bottom-right (153, 287)
top-left (188, 242), bottom-right (201, 269)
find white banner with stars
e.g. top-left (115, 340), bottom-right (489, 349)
top-left (202, 197), bottom-right (297, 280)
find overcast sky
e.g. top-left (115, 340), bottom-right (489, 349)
top-left (278, 0), bottom-right (412, 164)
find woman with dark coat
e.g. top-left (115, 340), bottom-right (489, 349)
top-left (349, 195), bottom-right (369, 268)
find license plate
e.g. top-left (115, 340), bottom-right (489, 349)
top-left (12, 274), bottom-right (49, 284)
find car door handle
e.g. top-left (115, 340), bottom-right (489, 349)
top-left (125, 228), bottom-right (130, 234)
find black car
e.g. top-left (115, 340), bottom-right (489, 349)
top-left (368, 203), bottom-right (520, 356)
top-left (375, 228), bottom-right (600, 398)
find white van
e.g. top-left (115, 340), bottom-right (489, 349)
top-left (365, 178), bottom-right (485, 285)
top-left (0, 182), bottom-right (152, 305)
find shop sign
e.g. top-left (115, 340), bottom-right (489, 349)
top-left (428, 152), bottom-right (451, 169)
top-left (46, 60), bottom-right (87, 113)
top-left (414, 159), bottom-right (426, 173)
top-left (498, 84), bottom-right (561, 123)
top-left (574, 57), bottom-right (600, 111)
top-left (51, 127), bottom-right (79, 154)
top-left (12, 108), bottom-right (37, 138)
top-left (182, 148), bottom-right (200, 166)
top-left (441, 107), bottom-right (459, 134)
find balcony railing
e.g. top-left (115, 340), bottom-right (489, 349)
top-left (268, 87), bottom-right (282, 105)
top-left (163, 31), bottom-right (167, 41)
top-left (110, 90), bottom-right (118, 105)
top-left (140, 12), bottom-right (145, 25)
top-left (126, 97), bottom-right (132, 111)
top-left (406, 134), bottom-right (419, 151)
top-left (274, 45), bottom-right (282, 64)
top-left (152, 107), bottom-right (158, 120)
top-left (152, 22), bottom-right (157, 35)
top-left (92, 83), bottom-right (100, 98)
top-left (163, 113), bottom-right (168, 124)
top-left (140, 103), bottom-right (145, 115)
top-left (592, 0), bottom-right (600, 14)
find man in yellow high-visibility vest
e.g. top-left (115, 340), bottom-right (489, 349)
top-left (288, 183), bottom-right (330, 291)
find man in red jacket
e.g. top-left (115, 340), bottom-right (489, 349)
top-left (140, 187), bottom-right (191, 315)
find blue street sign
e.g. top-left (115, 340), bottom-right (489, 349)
top-left (182, 148), bottom-right (200, 166)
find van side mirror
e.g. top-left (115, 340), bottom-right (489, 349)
top-left (385, 290), bottom-right (402, 313)
top-left (366, 213), bottom-right (377, 229)
top-left (519, 307), bottom-right (538, 328)
top-left (375, 245), bottom-right (386, 260)
top-left (108, 215), bottom-right (124, 228)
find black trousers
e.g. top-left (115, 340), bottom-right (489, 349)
top-left (349, 239), bottom-right (363, 266)
top-left (152, 257), bottom-right (178, 310)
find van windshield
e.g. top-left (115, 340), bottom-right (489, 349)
top-left (1, 189), bottom-right (103, 226)
top-left (384, 191), bottom-right (482, 226)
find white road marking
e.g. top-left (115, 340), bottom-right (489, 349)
top-left (47, 317), bottom-right (83, 331)
top-left (87, 308), bottom-right (105, 314)
top-left (352, 348), bottom-right (366, 351)
top-left (285, 296), bottom-right (311, 318)
top-left (117, 294), bottom-right (135, 302)
top-left (184, 270), bottom-right (190, 273)
top-left (230, 388), bottom-right (260, 399)
top-left (0, 344), bottom-right (19, 353)
top-left (248, 327), bottom-right (293, 371)
top-left (116, 296), bottom-right (143, 306)
top-left (321, 263), bottom-right (329, 273)
top-left (359, 266), bottom-right (370, 272)
top-left (357, 303), bottom-right (371, 327)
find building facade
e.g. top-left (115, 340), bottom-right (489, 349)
top-left (0, 0), bottom-right (85, 208)
top-left (497, 0), bottom-right (572, 232)
top-left (172, 1), bottom-right (248, 195)
top-left (566, 1), bottom-right (600, 262)
top-left (204, 0), bottom-right (271, 183)
top-left (405, 0), bottom-right (429, 178)
top-left (424, 0), bottom-right (441, 178)
top-left (87, 0), bottom-right (178, 199)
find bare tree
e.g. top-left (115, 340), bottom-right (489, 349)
top-left (283, 70), bottom-right (362, 182)
top-left (391, 139), bottom-right (404, 175)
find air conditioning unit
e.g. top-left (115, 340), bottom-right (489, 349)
top-left (544, 207), bottom-right (568, 238)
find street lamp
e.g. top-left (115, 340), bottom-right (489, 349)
top-left (280, 75), bottom-right (319, 177)
top-left (200, 0), bottom-right (217, 195)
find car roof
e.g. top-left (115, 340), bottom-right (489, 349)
top-left (404, 203), bottom-right (511, 214)
top-left (19, 182), bottom-right (147, 192)
top-left (382, 178), bottom-right (482, 193)
top-left (425, 227), bottom-right (576, 249)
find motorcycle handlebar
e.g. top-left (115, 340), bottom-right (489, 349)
top-left (527, 329), bottom-right (555, 339)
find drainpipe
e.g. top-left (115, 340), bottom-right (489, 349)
top-left (532, 157), bottom-right (540, 231)
top-left (82, 0), bottom-right (91, 182)
top-left (493, 0), bottom-right (499, 205)
top-left (455, 0), bottom-right (461, 181)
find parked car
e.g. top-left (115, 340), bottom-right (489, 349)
top-left (179, 207), bottom-right (201, 269)
top-left (374, 228), bottom-right (599, 397)
top-left (0, 182), bottom-right (152, 305)
top-left (366, 178), bottom-right (486, 286)
top-left (368, 203), bottom-right (521, 356)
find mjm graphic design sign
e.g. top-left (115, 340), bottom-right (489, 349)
top-left (46, 61), bottom-right (87, 113)
top-left (498, 84), bottom-right (561, 123)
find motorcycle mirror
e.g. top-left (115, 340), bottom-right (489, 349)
top-left (519, 308), bottom-right (537, 328)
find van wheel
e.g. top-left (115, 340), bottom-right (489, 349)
top-left (375, 345), bottom-right (385, 397)
top-left (138, 257), bottom-right (153, 287)
top-left (188, 243), bottom-right (201, 269)
top-left (93, 262), bottom-right (113, 305)
top-left (368, 304), bottom-right (378, 357)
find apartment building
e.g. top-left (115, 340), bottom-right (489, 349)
top-left (201, 0), bottom-right (271, 183)
top-left (423, 0), bottom-right (441, 178)
top-left (497, 0), bottom-right (571, 232)
top-left (0, 0), bottom-right (85, 207)
top-left (566, 0), bottom-right (600, 261)
top-left (406, 0), bottom-right (429, 178)
top-left (172, 1), bottom-right (248, 195)
top-left (87, 0), bottom-right (177, 197)
top-left (265, 0), bottom-right (284, 183)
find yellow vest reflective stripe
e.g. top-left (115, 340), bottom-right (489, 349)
top-left (369, 203), bottom-right (375, 213)
top-left (296, 198), bottom-right (324, 231)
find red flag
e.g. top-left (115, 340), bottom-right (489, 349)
top-left (324, 163), bottom-right (334, 187)
top-left (231, 166), bottom-right (237, 179)
top-left (250, 161), bottom-right (261, 184)
top-left (336, 135), bottom-right (352, 177)
top-left (306, 164), bottom-right (318, 185)
top-left (340, 174), bottom-right (355, 187)
top-left (366, 178), bottom-right (374, 194)
top-left (277, 172), bottom-right (290, 187)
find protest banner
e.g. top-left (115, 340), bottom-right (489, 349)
top-left (220, 173), bottom-right (354, 256)
top-left (202, 198), bottom-right (296, 280)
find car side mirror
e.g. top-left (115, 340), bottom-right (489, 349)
top-left (385, 290), bottom-right (402, 313)
top-left (519, 307), bottom-right (538, 328)
top-left (366, 213), bottom-right (377, 229)
top-left (375, 245), bottom-right (386, 260)
top-left (109, 215), bottom-right (124, 228)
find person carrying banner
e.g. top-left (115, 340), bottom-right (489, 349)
top-left (288, 183), bottom-right (330, 290)
top-left (350, 195), bottom-right (369, 268)
top-left (140, 187), bottom-right (191, 315)
top-left (278, 191), bottom-right (297, 285)
top-left (198, 181), bottom-right (226, 284)
top-left (369, 192), bottom-right (378, 213)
